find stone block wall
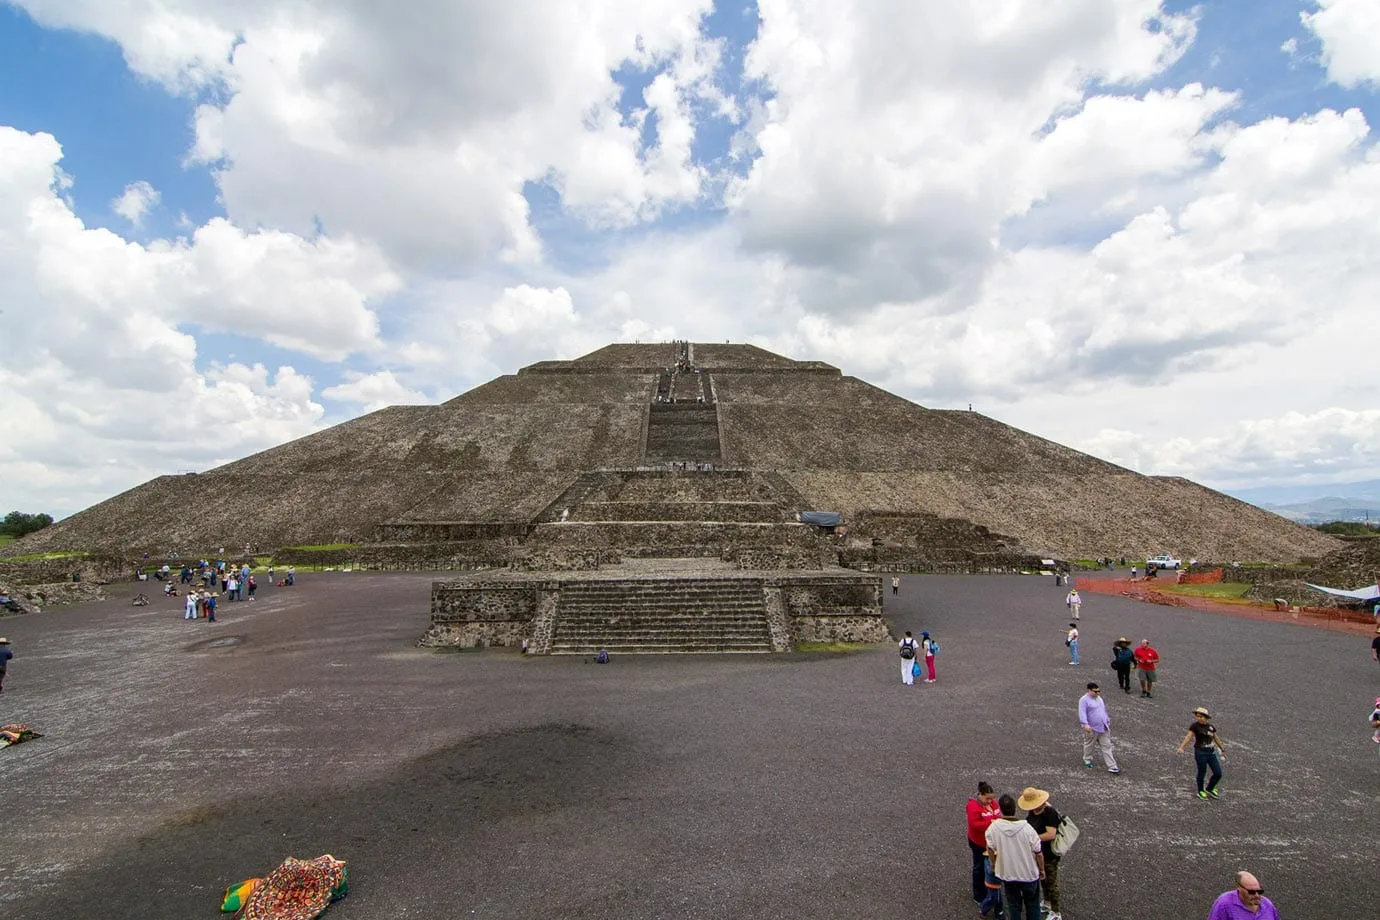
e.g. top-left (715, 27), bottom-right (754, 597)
top-left (772, 574), bottom-right (888, 644)
top-left (423, 581), bottom-right (555, 648)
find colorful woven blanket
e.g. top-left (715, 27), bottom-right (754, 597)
top-left (234, 855), bottom-right (348, 920)
top-left (0, 723), bottom-right (41, 747)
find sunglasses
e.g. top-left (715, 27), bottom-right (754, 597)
top-left (1238, 886), bottom-right (1265, 895)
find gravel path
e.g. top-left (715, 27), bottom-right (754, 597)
top-left (0, 571), bottom-right (1374, 918)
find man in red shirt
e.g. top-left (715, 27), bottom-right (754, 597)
top-left (1133, 638), bottom-right (1161, 698)
top-left (966, 781), bottom-right (1002, 904)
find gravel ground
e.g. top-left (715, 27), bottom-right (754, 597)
top-left (0, 571), bottom-right (1375, 919)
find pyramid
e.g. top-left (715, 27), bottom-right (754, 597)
top-left (1, 342), bottom-right (1337, 565)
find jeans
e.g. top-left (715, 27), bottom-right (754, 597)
top-left (1068, 639), bottom-right (1079, 664)
top-left (981, 885), bottom-right (1005, 918)
top-left (1002, 879), bottom-right (1042, 920)
top-left (969, 840), bottom-right (986, 902)
top-left (1195, 747), bottom-right (1223, 792)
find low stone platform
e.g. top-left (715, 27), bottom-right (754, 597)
top-left (421, 558), bottom-right (886, 653)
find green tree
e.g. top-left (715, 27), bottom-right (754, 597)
top-left (1313, 520), bottom-right (1379, 536)
top-left (0, 511), bottom-right (54, 538)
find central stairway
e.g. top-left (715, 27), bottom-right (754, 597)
top-left (549, 578), bottom-right (772, 654)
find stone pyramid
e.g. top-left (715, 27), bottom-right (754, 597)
top-left (2, 342), bottom-right (1336, 565)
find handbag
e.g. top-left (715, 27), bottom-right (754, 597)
top-left (912, 662), bottom-right (921, 678)
top-left (1051, 815), bottom-right (1080, 857)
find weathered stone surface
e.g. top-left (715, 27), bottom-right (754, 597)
top-left (1, 341), bottom-right (1337, 565)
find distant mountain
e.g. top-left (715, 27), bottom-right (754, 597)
top-left (1253, 495), bottom-right (1380, 525)
top-left (1228, 478), bottom-right (1380, 509)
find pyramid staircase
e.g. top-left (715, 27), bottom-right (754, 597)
top-left (548, 577), bottom-right (773, 654)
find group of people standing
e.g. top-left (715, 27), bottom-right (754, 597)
top-left (966, 783), bottom-right (1071, 920)
top-left (898, 630), bottom-right (938, 684)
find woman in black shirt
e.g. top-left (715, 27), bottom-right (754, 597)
top-left (1176, 706), bottom-right (1226, 798)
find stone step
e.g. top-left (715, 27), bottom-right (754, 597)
top-left (556, 621), bottom-right (769, 634)
top-left (557, 599), bottom-right (764, 610)
top-left (549, 642), bottom-right (773, 655)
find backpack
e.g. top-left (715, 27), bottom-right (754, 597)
top-left (899, 639), bottom-right (916, 660)
top-left (926, 639), bottom-right (939, 655)
top-left (596, 649), bottom-right (609, 664)
top-left (1051, 815), bottom-right (1080, 857)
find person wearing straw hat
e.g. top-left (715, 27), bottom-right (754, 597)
top-left (0, 637), bottom-right (11, 694)
top-left (1111, 638), bottom-right (1134, 693)
top-left (1019, 787), bottom-right (1065, 920)
top-left (1177, 706), bottom-right (1226, 798)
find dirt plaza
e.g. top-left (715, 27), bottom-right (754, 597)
top-left (0, 571), bottom-right (1375, 918)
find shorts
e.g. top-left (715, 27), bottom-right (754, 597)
top-left (1143, 669), bottom-right (1157, 683)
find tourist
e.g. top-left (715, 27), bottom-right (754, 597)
top-left (1065, 587), bottom-right (1081, 619)
top-left (966, 781), bottom-right (1002, 903)
top-left (1065, 623), bottom-right (1079, 665)
top-left (1370, 697), bottom-right (1380, 746)
top-left (899, 630), bottom-right (918, 685)
top-left (979, 851), bottom-right (1006, 919)
top-left (1371, 625), bottom-right (1380, 669)
top-left (247, 575), bottom-right (257, 600)
top-left (1177, 706), bottom-right (1226, 799)
top-left (1133, 638), bottom-right (1161, 698)
top-left (891, 574), bottom-right (900, 595)
top-left (984, 793), bottom-right (1044, 920)
top-left (1019, 787), bottom-right (1064, 920)
top-left (207, 592), bottom-right (217, 622)
top-left (921, 631), bottom-right (938, 682)
top-left (1079, 682), bottom-right (1121, 773)
top-left (184, 591), bottom-right (197, 620)
top-left (0, 637), bottom-right (12, 694)
top-left (226, 574), bottom-right (239, 601)
top-left (286, 566), bottom-right (296, 586)
top-left (1207, 871), bottom-right (1279, 919)
top-left (1112, 638), bottom-right (1135, 693)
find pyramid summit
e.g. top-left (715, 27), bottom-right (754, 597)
top-left (3, 341), bottom-right (1335, 564)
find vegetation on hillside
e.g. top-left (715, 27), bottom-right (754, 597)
top-left (1312, 521), bottom-right (1379, 536)
top-left (1, 511), bottom-right (53, 539)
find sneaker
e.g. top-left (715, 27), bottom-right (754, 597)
top-left (1208, 789), bottom-right (1220, 798)
top-left (1108, 767), bottom-right (1122, 774)
top-left (1083, 760), bottom-right (1094, 768)
top-left (1046, 912), bottom-right (1063, 920)
top-left (1197, 790), bottom-right (1208, 799)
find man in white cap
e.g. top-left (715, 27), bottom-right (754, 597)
top-left (1207, 870), bottom-right (1280, 919)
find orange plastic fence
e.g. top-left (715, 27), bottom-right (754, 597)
top-left (1072, 575), bottom-right (1376, 635)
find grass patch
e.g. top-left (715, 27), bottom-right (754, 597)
top-left (0, 535), bottom-right (13, 548)
top-left (1158, 582), bottom-right (1253, 600)
top-left (283, 543), bottom-right (362, 552)
top-left (794, 641), bottom-right (877, 653)
top-left (5, 550), bottom-right (89, 562)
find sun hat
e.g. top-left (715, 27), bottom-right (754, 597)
top-left (1193, 706), bottom-right (1210, 717)
top-left (0, 637), bottom-right (9, 644)
top-left (1117, 636), bottom-right (1129, 644)
top-left (1017, 787), bottom-right (1050, 810)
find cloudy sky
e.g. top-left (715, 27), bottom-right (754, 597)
top-left (1, 0), bottom-right (1378, 520)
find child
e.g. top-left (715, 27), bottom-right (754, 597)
top-left (1371, 697), bottom-right (1380, 745)
top-left (979, 852), bottom-right (1004, 918)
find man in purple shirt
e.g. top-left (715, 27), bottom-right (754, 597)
top-left (1207, 871), bottom-right (1280, 919)
top-left (1078, 682), bottom-right (1120, 773)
